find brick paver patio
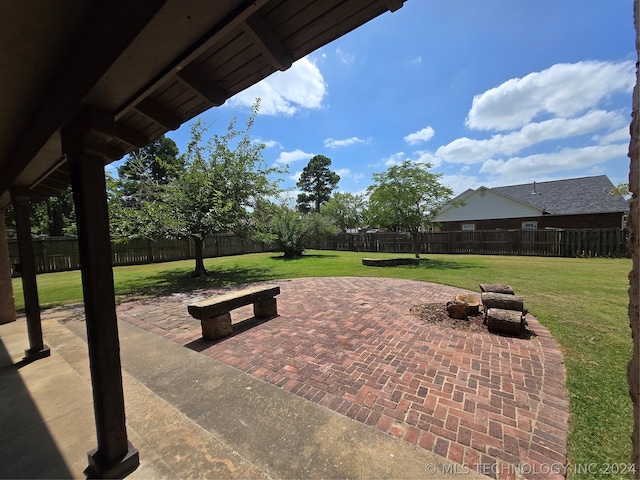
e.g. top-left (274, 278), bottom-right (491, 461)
top-left (116, 277), bottom-right (569, 480)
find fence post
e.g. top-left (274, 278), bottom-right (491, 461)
top-left (41, 239), bottom-right (49, 273)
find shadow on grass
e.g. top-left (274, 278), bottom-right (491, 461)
top-left (418, 257), bottom-right (484, 271)
top-left (114, 265), bottom-right (280, 302)
top-left (269, 253), bottom-right (339, 261)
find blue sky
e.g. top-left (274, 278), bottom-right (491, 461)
top-left (160, 0), bottom-right (635, 199)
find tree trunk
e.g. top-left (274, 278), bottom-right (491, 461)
top-left (455, 293), bottom-right (481, 314)
top-left (412, 232), bottom-right (420, 259)
top-left (486, 308), bottom-right (523, 336)
top-left (481, 292), bottom-right (524, 313)
top-left (47, 195), bottom-right (64, 236)
top-left (479, 283), bottom-right (515, 295)
top-left (192, 236), bottom-right (208, 277)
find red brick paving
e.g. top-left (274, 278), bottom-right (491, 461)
top-left (117, 277), bottom-right (569, 480)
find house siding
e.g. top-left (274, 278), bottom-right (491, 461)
top-left (437, 212), bottom-right (625, 231)
top-left (436, 189), bottom-right (542, 222)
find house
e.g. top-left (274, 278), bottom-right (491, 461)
top-left (435, 175), bottom-right (629, 231)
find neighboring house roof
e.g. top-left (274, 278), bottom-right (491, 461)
top-left (492, 175), bottom-right (629, 215)
top-left (436, 175), bottom-right (629, 222)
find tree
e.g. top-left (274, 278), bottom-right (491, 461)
top-left (321, 192), bottom-right (366, 232)
top-left (118, 135), bottom-right (182, 185)
top-left (610, 183), bottom-right (631, 200)
top-left (117, 135), bottom-right (182, 204)
top-left (43, 188), bottom-right (76, 236)
top-left (4, 186), bottom-right (76, 237)
top-left (296, 155), bottom-right (340, 213)
top-left (366, 160), bottom-right (460, 258)
top-left (268, 204), bottom-right (336, 258)
top-left (109, 101), bottom-right (284, 276)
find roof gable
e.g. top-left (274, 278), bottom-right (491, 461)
top-left (436, 175), bottom-right (629, 223)
top-left (493, 175), bottom-right (629, 215)
top-left (436, 186), bottom-right (543, 222)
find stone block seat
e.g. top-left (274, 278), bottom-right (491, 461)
top-left (188, 285), bottom-right (280, 340)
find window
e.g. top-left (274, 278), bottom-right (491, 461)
top-left (462, 224), bottom-right (475, 231)
top-left (521, 221), bottom-right (537, 230)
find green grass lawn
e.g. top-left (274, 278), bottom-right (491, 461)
top-left (11, 250), bottom-right (634, 478)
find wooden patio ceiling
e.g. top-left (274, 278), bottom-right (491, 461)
top-left (0, 0), bottom-right (406, 208)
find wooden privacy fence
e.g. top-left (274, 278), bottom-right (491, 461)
top-left (8, 233), bottom-right (273, 276)
top-left (315, 228), bottom-right (629, 258)
top-left (8, 228), bottom-right (628, 275)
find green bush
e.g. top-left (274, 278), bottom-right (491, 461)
top-left (269, 206), bottom-right (336, 257)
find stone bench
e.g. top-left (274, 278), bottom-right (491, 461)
top-left (188, 285), bottom-right (280, 340)
top-left (362, 257), bottom-right (420, 267)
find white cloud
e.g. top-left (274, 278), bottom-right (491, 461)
top-left (593, 126), bottom-right (630, 145)
top-left (411, 56), bottom-right (422, 65)
top-left (336, 47), bottom-right (355, 65)
top-left (404, 126), bottom-right (435, 145)
top-left (466, 60), bottom-right (635, 131)
top-left (478, 143), bottom-right (629, 182)
top-left (336, 168), bottom-right (365, 182)
top-left (275, 149), bottom-right (314, 165)
top-left (381, 151), bottom-right (441, 169)
top-left (437, 110), bottom-right (626, 164)
top-left (259, 139), bottom-right (281, 149)
top-left (414, 150), bottom-right (442, 169)
top-left (440, 174), bottom-right (480, 196)
top-left (383, 152), bottom-right (406, 167)
top-left (324, 137), bottom-right (367, 148)
top-left (227, 56), bottom-right (327, 115)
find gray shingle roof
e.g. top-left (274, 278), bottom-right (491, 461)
top-left (492, 175), bottom-right (629, 215)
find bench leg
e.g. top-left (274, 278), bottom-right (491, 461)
top-left (201, 312), bottom-right (232, 340)
top-left (254, 298), bottom-right (277, 318)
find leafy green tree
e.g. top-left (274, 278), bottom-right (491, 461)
top-left (118, 135), bottom-right (184, 196)
top-left (109, 101), bottom-right (284, 276)
top-left (268, 204), bottom-right (336, 258)
top-left (4, 186), bottom-right (76, 237)
top-left (366, 160), bottom-right (460, 258)
top-left (610, 183), bottom-right (631, 200)
top-left (321, 192), bottom-right (366, 232)
top-left (296, 155), bottom-right (340, 213)
top-left (46, 188), bottom-right (76, 236)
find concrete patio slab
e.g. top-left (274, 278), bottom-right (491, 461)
top-left (0, 281), bottom-right (502, 479)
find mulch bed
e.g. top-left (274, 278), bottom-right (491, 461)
top-left (409, 303), bottom-right (488, 333)
top-left (410, 303), bottom-right (537, 339)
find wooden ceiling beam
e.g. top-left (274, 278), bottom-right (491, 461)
top-left (82, 139), bottom-right (127, 161)
top-left (385, 0), bottom-right (405, 12)
top-left (28, 157), bottom-right (68, 191)
top-left (41, 173), bottom-right (70, 189)
top-left (113, 124), bottom-right (150, 149)
top-left (244, 14), bottom-right (293, 71)
top-left (116, 0), bottom-right (270, 122)
top-left (177, 67), bottom-right (227, 106)
top-left (0, 0), bottom-right (169, 197)
top-left (134, 99), bottom-right (182, 131)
